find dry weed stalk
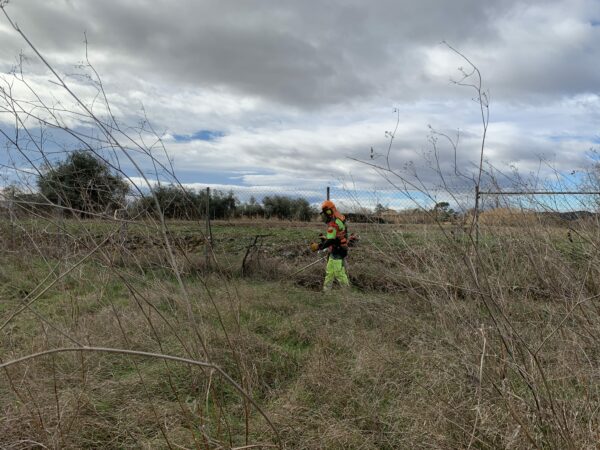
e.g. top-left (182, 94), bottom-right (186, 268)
top-left (0, 4), bottom-right (279, 448)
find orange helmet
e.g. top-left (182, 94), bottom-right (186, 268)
top-left (321, 200), bottom-right (336, 214)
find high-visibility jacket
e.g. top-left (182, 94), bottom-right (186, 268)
top-left (319, 213), bottom-right (348, 259)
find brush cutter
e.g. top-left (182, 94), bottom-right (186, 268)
top-left (291, 254), bottom-right (328, 276)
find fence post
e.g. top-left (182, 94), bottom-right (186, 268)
top-left (57, 196), bottom-right (63, 253)
top-left (326, 186), bottom-right (330, 201)
top-left (205, 187), bottom-right (211, 265)
top-left (473, 186), bottom-right (481, 281)
top-left (9, 197), bottom-right (15, 250)
top-left (120, 207), bottom-right (128, 245)
top-left (475, 185), bottom-right (480, 252)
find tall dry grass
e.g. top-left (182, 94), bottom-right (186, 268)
top-left (2, 206), bottom-right (600, 449)
top-left (353, 205), bottom-right (600, 448)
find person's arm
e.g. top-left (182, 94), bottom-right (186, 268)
top-left (318, 223), bottom-right (339, 249)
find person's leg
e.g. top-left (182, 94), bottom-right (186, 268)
top-left (323, 257), bottom-right (335, 291)
top-left (332, 258), bottom-right (350, 287)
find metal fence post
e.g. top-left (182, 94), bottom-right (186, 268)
top-left (9, 198), bottom-right (15, 250)
top-left (205, 187), bottom-right (211, 265)
top-left (57, 196), bottom-right (63, 253)
top-left (475, 185), bottom-right (480, 254)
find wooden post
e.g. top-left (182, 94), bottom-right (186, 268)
top-left (326, 186), bottom-right (330, 201)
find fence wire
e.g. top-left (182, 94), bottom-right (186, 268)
top-left (2, 183), bottom-right (599, 226)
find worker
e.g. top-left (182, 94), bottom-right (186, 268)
top-left (310, 200), bottom-right (350, 291)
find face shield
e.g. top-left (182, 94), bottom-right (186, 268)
top-left (320, 208), bottom-right (333, 223)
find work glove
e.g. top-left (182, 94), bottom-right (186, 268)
top-left (309, 242), bottom-right (320, 252)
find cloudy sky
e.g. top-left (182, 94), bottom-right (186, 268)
top-left (1, 0), bottom-right (600, 201)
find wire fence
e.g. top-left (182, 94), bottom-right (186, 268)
top-left (169, 184), bottom-right (600, 225)
top-left (2, 184), bottom-right (597, 270)
top-left (2, 183), bottom-right (599, 224)
top-left (172, 183), bottom-right (477, 223)
top-left (477, 191), bottom-right (600, 227)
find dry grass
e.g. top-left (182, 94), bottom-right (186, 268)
top-left (1, 218), bottom-right (599, 449)
top-left (478, 207), bottom-right (541, 226)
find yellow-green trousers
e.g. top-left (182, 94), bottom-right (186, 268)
top-left (323, 257), bottom-right (350, 291)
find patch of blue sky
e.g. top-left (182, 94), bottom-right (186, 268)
top-left (235, 188), bottom-right (325, 205)
top-left (174, 170), bottom-right (246, 186)
top-left (548, 133), bottom-right (600, 144)
top-left (221, 185), bottom-right (438, 212)
top-left (173, 130), bottom-right (225, 142)
top-left (478, 172), bottom-right (597, 212)
top-left (508, 194), bottom-right (597, 212)
top-left (0, 125), bottom-right (61, 182)
top-left (330, 188), bottom-right (443, 212)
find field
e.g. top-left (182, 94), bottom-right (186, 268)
top-left (1, 218), bottom-right (599, 449)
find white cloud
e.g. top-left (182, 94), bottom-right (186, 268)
top-left (1, 0), bottom-right (599, 195)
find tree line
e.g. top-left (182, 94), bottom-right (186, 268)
top-left (2, 150), bottom-right (470, 223)
top-left (2, 151), bottom-right (317, 221)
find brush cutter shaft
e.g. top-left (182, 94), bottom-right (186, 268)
top-left (292, 254), bottom-right (328, 276)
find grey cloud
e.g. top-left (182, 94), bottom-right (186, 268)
top-left (1, 0), bottom-right (598, 193)
top-left (3, 0), bottom-right (587, 109)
